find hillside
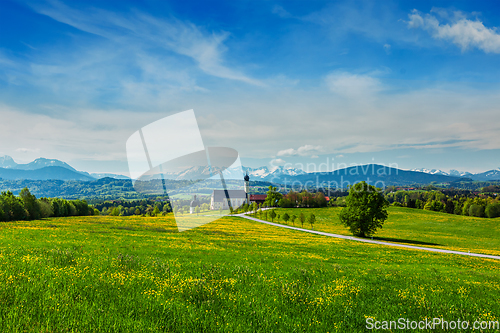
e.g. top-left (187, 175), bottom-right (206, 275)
top-left (0, 214), bottom-right (498, 331)
top-left (291, 164), bottom-right (467, 188)
top-left (0, 166), bottom-right (94, 181)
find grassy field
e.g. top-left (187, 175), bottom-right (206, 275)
top-left (262, 206), bottom-right (500, 256)
top-left (0, 213), bottom-right (499, 332)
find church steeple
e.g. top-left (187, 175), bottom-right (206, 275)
top-left (244, 172), bottom-right (250, 204)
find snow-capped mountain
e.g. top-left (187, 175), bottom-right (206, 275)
top-left (449, 169), bottom-right (473, 177)
top-left (410, 168), bottom-right (449, 176)
top-left (242, 166), bottom-right (306, 182)
top-left (471, 168), bottom-right (500, 181)
top-left (0, 155), bottom-right (17, 168)
top-left (0, 155), bottom-right (76, 171)
top-left (410, 167), bottom-right (500, 181)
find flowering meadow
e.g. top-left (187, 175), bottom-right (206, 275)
top-left (0, 213), bottom-right (499, 332)
top-left (266, 206), bottom-right (500, 256)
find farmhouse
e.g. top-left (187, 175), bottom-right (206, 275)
top-left (249, 194), bottom-right (267, 205)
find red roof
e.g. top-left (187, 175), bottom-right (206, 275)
top-left (250, 194), bottom-right (267, 200)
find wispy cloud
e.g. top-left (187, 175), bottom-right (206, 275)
top-left (325, 71), bottom-right (383, 97)
top-left (407, 9), bottom-right (500, 53)
top-left (27, 0), bottom-right (261, 86)
top-left (277, 145), bottom-right (323, 157)
top-left (272, 5), bottom-right (293, 19)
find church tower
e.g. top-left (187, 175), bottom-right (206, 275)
top-left (244, 172), bottom-right (250, 204)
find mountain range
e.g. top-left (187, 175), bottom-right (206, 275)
top-left (0, 155), bottom-right (499, 183)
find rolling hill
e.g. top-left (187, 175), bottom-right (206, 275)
top-left (0, 166), bottom-right (94, 181)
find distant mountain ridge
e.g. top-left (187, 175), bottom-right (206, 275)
top-left (0, 166), bottom-right (94, 181)
top-left (0, 156), bottom-right (126, 180)
top-left (410, 167), bottom-right (499, 181)
top-left (0, 155), bottom-right (499, 183)
top-left (0, 156), bottom-right (76, 171)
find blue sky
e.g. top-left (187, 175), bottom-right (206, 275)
top-left (0, 0), bottom-right (499, 174)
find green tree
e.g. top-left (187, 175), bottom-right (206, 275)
top-left (339, 181), bottom-right (389, 237)
top-left (110, 207), bottom-right (120, 216)
top-left (282, 212), bottom-right (290, 224)
top-left (299, 212), bottom-right (305, 228)
top-left (308, 213), bottom-right (316, 229)
top-left (195, 206), bottom-right (200, 215)
top-left (469, 204), bottom-right (485, 217)
top-left (290, 214), bottom-right (297, 226)
top-left (19, 187), bottom-right (41, 220)
top-left (485, 203), bottom-right (500, 218)
top-left (264, 186), bottom-right (283, 207)
top-left (153, 206), bottom-right (160, 217)
top-left (269, 210), bottom-right (276, 222)
top-left (135, 207), bottom-right (141, 215)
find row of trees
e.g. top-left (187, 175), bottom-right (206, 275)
top-left (0, 188), bottom-right (95, 222)
top-left (387, 190), bottom-right (500, 218)
top-left (94, 199), bottom-right (173, 217)
top-left (262, 186), bottom-right (328, 208)
top-left (249, 208), bottom-right (317, 229)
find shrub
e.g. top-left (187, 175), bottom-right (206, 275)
top-left (469, 204), bottom-right (485, 218)
top-left (424, 200), bottom-right (445, 212)
top-left (485, 203), bottom-right (500, 218)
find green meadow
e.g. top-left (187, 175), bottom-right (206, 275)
top-left (0, 212), bottom-right (499, 332)
top-left (266, 206), bottom-right (500, 256)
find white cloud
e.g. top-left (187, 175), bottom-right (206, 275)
top-left (16, 148), bottom-right (41, 154)
top-left (30, 1), bottom-right (261, 85)
top-left (407, 9), bottom-right (500, 53)
top-left (383, 43), bottom-right (391, 54)
top-left (272, 5), bottom-right (292, 19)
top-left (277, 145), bottom-right (323, 157)
top-left (269, 158), bottom-right (286, 171)
top-left (325, 71), bottom-right (383, 97)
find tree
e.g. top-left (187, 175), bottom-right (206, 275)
top-left (308, 213), bottom-right (316, 229)
top-left (315, 192), bottom-right (328, 208)
top-left (269, 210), bottom-right (276, 222)
top-left (282, 212), bottom-right (290, 224)
top-left (153, 206), bottom-right (160, 217)
top-left (299, 212), bottom-right (305, 228)
top-left (290, 214), bottom-right (297, 226)
top-left (19, 187), bottom-right (41, 220)
top-left (195, 206), bottom-right (200, 215)
top-left (135, 208), bottom-right (141, 215)
top-left (264, 186), bottom-right (283, 207)
top-left (486, 203), bottom-right (500, 218)
top-left (339, 181), bottom-right (389, 237)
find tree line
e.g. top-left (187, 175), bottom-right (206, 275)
top-left (0, 188), bottom-right (95, 222)
top-left (386, 189), bottom-right (500, 218)
top-left (93, 198), bottom-right (173, 217)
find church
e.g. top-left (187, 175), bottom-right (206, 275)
top-left (210, 173), bottom-right (250, 210)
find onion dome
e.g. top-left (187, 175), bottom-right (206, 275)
top-left (190, 195), bottom-right (200, 207)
